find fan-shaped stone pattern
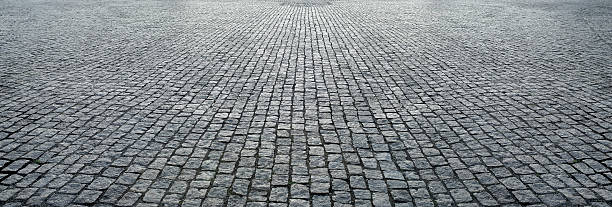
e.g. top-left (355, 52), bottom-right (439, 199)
top-left (0, 0), bottom-right (611, 206)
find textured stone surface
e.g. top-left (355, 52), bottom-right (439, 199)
top-left (0, 0), bottom-right (611, 206)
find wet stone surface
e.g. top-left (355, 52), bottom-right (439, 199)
top-left (0, 0), bottom-right (611, 206)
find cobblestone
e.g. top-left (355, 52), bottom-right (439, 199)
top-left (1, 0), bottom-right (612, 206)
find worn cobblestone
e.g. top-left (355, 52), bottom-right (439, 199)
top-left (1, 0), bottom-right (612, 206)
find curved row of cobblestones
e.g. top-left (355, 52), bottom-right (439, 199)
top-left (1, 0), bottom-right (611, 206)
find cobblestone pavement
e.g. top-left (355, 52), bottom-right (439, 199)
top-left (1, 0), bottom-right (611, 206)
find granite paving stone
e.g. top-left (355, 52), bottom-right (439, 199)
top-left (0, 0), bottom-right (611, 206)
